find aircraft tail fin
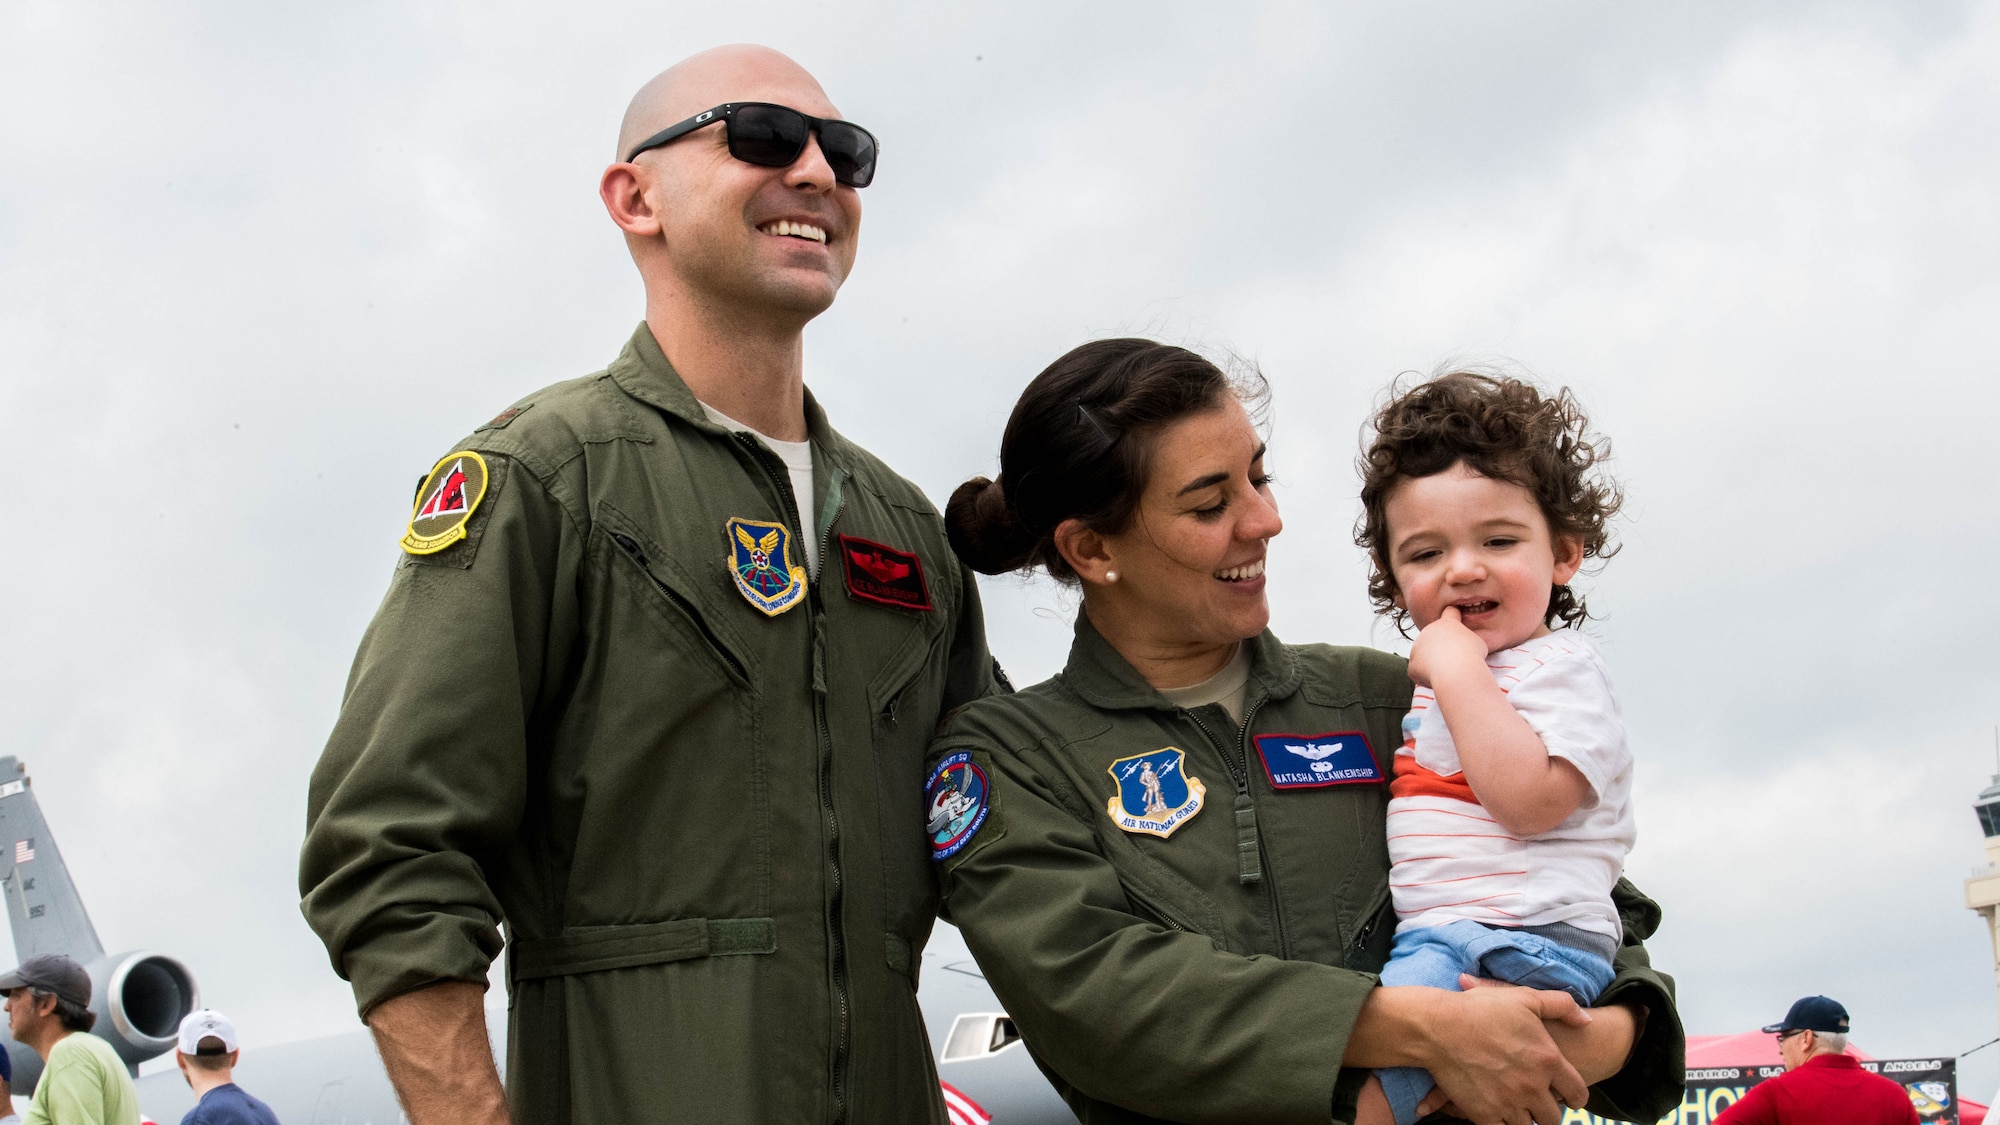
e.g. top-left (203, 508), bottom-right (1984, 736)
top-left (0, 756), bottom-right (106, 964)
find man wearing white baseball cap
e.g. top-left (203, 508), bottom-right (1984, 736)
top-left (172, 1012), bottom-right (277, 1125)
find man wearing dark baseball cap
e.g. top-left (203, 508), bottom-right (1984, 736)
top-left (1713, 996), bottom-right (1916, 1124)
top-left (0, 953), bottom-right (140, 1124)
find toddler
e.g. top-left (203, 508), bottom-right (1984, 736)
top-left (1355, 371), bottom-right (1633, 1125)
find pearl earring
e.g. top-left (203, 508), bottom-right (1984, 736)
top-left (1105, 570), bottom-right (1119, 583)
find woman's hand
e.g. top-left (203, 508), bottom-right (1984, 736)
top-left (1459, 974), bottom-right (1639, 1084)
top-left (1345, 985), bottom-right (1588, 1125)
top-left (1412, 977), bottom-right (1642, 1120)
top-left (1427, 985), bottom-right (1589, 1124)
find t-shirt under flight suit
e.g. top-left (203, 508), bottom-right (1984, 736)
top-left (300, 325), bottom-right (1000, 1124)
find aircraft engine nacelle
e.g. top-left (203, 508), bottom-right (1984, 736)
top-left (85, 951), bottom-right (199, 1065)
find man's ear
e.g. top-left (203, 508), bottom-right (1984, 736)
top-left (1053, 518), bottom-right (1116, 587)
top-left (1551, 535), bottom-right (1585, 585)
top-left (600, 162), bottom-right (664, 237)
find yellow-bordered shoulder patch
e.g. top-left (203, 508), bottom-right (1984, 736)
top-left (1106, 747), bottom-right (1206, 838)
top-left (726, 516), bottom-right (807, 616)
top-left (401, 451), bottom-right (490, 556)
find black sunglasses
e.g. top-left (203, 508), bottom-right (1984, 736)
top-left (624, 102), bottom-right (878, 188)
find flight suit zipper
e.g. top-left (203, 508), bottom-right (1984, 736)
top-left (607, 533), bottom-right (749, 683)
top-left (1351, 879), bottom-right (1392, 957)
top-left (735, 433), bottom-right (852, 1123)
top-left (1180, 705), bottom-right (1260, 884)
top-left (1181, 695), bottom-right (1292, 958)
top-left (1235, 693), bottom-right (1291, 958)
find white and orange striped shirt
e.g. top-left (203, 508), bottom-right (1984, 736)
top-left (1387, 629), bottom-right (1633, 942)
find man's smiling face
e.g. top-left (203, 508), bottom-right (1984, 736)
top-left (629, 50), bottom-right (862, 320)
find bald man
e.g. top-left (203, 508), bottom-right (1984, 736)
top-left (300, 45), bottom-right (1000, 1125)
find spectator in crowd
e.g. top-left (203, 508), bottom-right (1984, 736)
top-left (0, 953), bottom-right (139, 1125)
top-left (172, 1011), bottom-right (278, 1125)
top-left (1714, 996), bottom-right (1917, 1125)
top-left (0, 1037), bottom-right (21, 1125)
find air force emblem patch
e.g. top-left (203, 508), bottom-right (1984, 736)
top-left (1106, 747), bottom-right (1205, 838)
top-left (402, 451), bottom-right (490, 556)
top-left (1252, 732), bottom-right (1383, 789)
top-left (727, 517), bottom-right (807, 616)
top-left (926, 751), bottom-right (990, 860)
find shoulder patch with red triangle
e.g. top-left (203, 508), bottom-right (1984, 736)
top-left (402, 451), bottom-right (491, 555)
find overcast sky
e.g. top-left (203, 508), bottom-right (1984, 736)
top-left (5, 0), bottom-right (2000, 1101)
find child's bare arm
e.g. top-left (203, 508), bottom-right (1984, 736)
top-left (1409, 607), bottom-right (1590, 836)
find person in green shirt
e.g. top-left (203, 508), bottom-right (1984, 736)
top-left (0, 955), bottom-right (139, 1125)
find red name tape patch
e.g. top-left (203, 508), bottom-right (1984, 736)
top-left (838, 535), bottom-right (932, 612)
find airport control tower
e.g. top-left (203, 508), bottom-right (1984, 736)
top-left (1965, 766), bottom-right (2000, 1040)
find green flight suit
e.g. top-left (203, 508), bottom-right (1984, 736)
top-left (932, 617), bottom-right (1684, 1125)
top-left (300, 325), bottom-right (998, 1124)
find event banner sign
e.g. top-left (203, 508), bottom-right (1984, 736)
top-left (1549, 1057), bottom-right (1957, 1124)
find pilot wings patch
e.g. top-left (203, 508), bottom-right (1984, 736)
top-left (1252, 732), bottom-right (1382, 790)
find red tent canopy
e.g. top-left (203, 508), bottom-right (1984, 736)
top-left (1684, 1035), bottom-right (1984, 1125)
top-left (1686, 1031), bottom-right (1864, 1067)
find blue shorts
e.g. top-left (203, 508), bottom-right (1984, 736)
top-left (1374, 919), bottom-right (1616, 1125)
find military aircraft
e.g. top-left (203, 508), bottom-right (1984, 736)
top-left (0, 756), bottom-right (1073, 1124)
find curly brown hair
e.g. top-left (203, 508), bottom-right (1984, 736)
top-left (1355, 370), bottom-right (1621, 631)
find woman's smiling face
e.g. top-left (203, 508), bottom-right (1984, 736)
top-left (1091, 397), bottom-right (1283, 651)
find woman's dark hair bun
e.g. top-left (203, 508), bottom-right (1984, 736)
top-left (945, 338), bottom-right (1267, 582)
top-left (945, 476), bottom-right (1038, 575)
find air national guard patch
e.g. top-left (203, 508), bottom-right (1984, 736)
top-left (726, 517), bottom-right (807, 616)
top-left (401, 451), bottom-right (490, 556)
top-left (926, 751), bottom-right (990, 860)
top-left (1252, 732), bottom-right (1383, 790)
top-left (837, 535), bottom-right (932, 611)
top-left (1105, 747), bottom-right (1206, 838)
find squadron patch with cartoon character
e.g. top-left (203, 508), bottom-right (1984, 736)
top-left (726, 517), bottom-right (807, 616)
top-left (1252, 732), bottom-right (1383, 790)
top-left (401, 451), bottom-right (491, 556)
top-left (926, 751), bottom-right (990, 860)
top-left (1105, 747), bottom-right (1206, 838)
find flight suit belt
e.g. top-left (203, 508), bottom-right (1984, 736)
top-left (508, 917), bottom-right (777, 982)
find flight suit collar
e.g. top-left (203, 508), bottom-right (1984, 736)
top-left (1059, 611), bottom-right (1301, 712)
top-left (606, 322), bottom-right (860, 471)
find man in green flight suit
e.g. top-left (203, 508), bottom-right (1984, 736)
top-left (299, 45), bottom-right (998, 1125)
